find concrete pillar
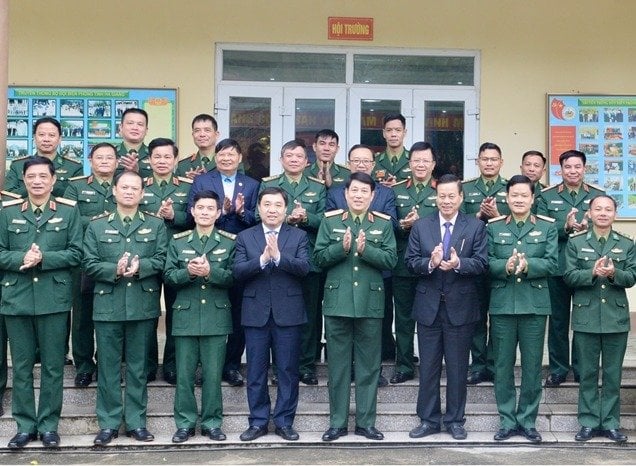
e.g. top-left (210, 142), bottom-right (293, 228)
top-left (0, 0), bottom-right (8, 189)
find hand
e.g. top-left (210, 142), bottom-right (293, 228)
top-left (514, 252), bottom-right (527, 275)
top-left (119, 153), bottom-right (139, 172)
top-left (593, 256), bottom-right (615, 277)
top-left (439, 247), bottom-right (459, 271)
top-left (20, 243), bottom-right (42, 270)
top-left (287, 200), bottom-right (306, 224)
top-left (266, 231), bottom-right (280, 262)
top-left (318, 161), bottom-right (333, 187)
top-left (187, 255), bottom-right (210, 277)
top-left (429, 242), bottom-right (444, 269)
top-left (185, 166), bottom-right (206, 179)
top-left (223, 196), bottom-right (233, 214)
top-left (235, 192), bottom-right (245, 216)
top-left (399, 207), bottom-right (419, 230)
top-left (479, 197), bottom-right (499, 219)
top-left (158, 198), bottom-right (175, 220)
top-left (123, 254), bottom-right (140, 277)
top-left (506, 248), bottom-right (519, 274)
top-left (355, 229), bottom-right (366, 254)
top-left (343, 226), bottom-right (352, 253)
top-left (380, 174), bottom-right (397, 187)
top-left (565, 207), bottom-right (588, 232)
top-left (116, 252), bottom-right (131, 276)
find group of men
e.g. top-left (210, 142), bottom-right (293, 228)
top-left (0, 110), bottom-right (632, 448)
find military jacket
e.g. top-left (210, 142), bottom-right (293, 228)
top-left (314, 210), bottom-right (397, 318)
top-left (64, 175), bottom-right (116, 230)
top-left (115, 142), bottom-right (151, 178)
top-left (174, 151), bottom-right (245, 178)
top-left (487, 214), bottom-right (558, 315)
top-left (0, 197), bottom-right (83, 316)
top-left (83, 210), bottom-right (168, 321)
top-left (371, 148), bottom-right (411, 183)
top-left (140, 176), bottom-right (192, 237)
top-left (5, 154), bottom-right (83, 198)
top-left (461, 175), bottom-right (510, 218)
top-left (563, 229), bottom-right (635, 333)
top-left (163, 228), bottom-right (235, 336)
top-left (303, 162), bottom-right (351, 188)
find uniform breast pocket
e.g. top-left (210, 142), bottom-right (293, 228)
top-left (45, 222), bottom-right (69, 248)
top-left (525, 234), bottom-right (547, 254)
top-left (7, 223), bottom-right (31, 248)
top-left (134, 233), bottom-right (157, 253)
top-left (98, 234), bottom-right (122, 260)
top-left (492, 235), bottom-right (514, 256)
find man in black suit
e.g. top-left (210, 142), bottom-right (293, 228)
top-left (405, 174), bottom-right (488, 440)
top-left (233, 187), bottom-right (311, 442)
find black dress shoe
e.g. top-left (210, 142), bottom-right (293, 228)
top-left (545, 373), bottom-right (567, 387)
top-left (466, 371), bottom-right (493, 385)
top-left (40, 431), bottom-right (60, 448)
top-left (275, 426), bottom-right (299, 441)
top-left (74, 372), bottom-right (93, 387)
top-left (409, 422), bottom-right (440, 438)
top-left (575, 426), bottom-right (595, 441)
top-left (126, 427), bottom-right (154, 442)
top-left (172, 427), bottom-right (195, 443)
top-left (377, 374), bottom-right (389, 387)
top-left (520, 427), bottom-right (542, 443)
top-left (300, 373), bottom-right (318, 385)
top-left (494, 427), bottom-right (517, 441)
top-left (223, 370), bottom-right (244, 387)
top-left (93, 428), bottom-right (118, 446)
top-left (355, 426), bottom-right (384, 440)
top-left (8, 432), bottom-right (37, 449)
top-left (146, 372), bottom-right (157, 383)
top-left (605, 428), bottom-right (627, 443)
top-left (240, 425), bottom-right (268, 441)
top-left (163, 371), bottom-right (177, 385)
top-left (322, 427), bottom-right (348, 441)
top-left (390, 372), bottom-right (414, 384)
top-left (447, 423), bottom-right (467, 440)
top-left (201, 427), bottom-right (227, 441)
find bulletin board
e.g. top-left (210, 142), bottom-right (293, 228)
top-left (547, 94), bottom-right (636, 218)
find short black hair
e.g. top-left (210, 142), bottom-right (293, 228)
top-left (347, 144), bottom-right (375, 160)
top-left (409, 141), bottom-right (436, 162)
top-left (506, 174), bottom-right (535, 195)
top-left (589, 194), bottom-right (617, 210)
top-left (479, 142), bottom-right (502, 156)
top-left (148, 138), bottom-right (178, 157)
top-left (114, 170), bottom-right (143, 186)
top-left (314, 129), bottom-right (339, 144)
top-left (215, 138), bottom-right (242, 154)
top-left (521, 150), bottom-right (546, 165)
top-left (383, 113), bottom-right (406, 128)
top-left (191, 113), bottom-right (218, 130)
top-left (258, 186), bottom-right (288, 206)
top-left (345, 172), bottom-right (376, 192)
top-left (559, 149), bottom-right (586, 167)
top-left (121, 108), bottom-right (148, 125)
top-left (23, 156), bottom-right (55, 176)
top-left (33, 117), bottom-right (61, 135)
top-left (89, 142), bottom-right (117, 158)
top-left (280, 140), bottom-right (306, 157)
top-left (436, 173), bottom-right (462, 193)
top-left (192, 189), bottom-right (221, 209)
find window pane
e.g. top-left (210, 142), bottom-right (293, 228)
top-left (354, 55), bottom-right (474, 86)
top-left (294, 99), bottom-right (336, 163)
top-left (229, 97), bottom-right (271, 181)
top-left (223, 50), bottom-right (346, 83)
top-left (424, 101), bottom-right (465, 178)
top-left (360, 100), bottom-right (402, 153)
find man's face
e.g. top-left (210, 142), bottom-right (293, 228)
top-left (588, 197), bottom-right (616, 230)
top-left (506, 182), bottom-right (534, 218)
top-left (258, 193), bottom-right (287, 229)
top-left (149, 145), bottom-right (177, 177)
top-left (119, 112), bottom-right (148, 144)
top-left (191, 197), bottom-right (221, 229)
top-left (345, 179), bottom-right (374, 215)
top-left (24, 163), bottom-right (56, 200)
top-left (409, 149), bottom-right (436, 182)
top-left (113, 173), bottom-right (144, 208)
top-left (561, 156), bottom-right (585, 187)
top-left (347, 147), bottom-right (375, 175)
top-left (436, 181), bottom-right (463, 220)
top-left (382, 119), bottom-right (406, 150)
top-left (192, 120), bottom-right (219, 151)
top-left (215, 145), bottom-right (242, 175)
top-left (477, 148), bottom-right (503, 178)
top-left (34, 122), bottom-right (61, 156)
top-left (313, 136), bottom-right (339, 163)
top-left (520, 155), bottom-right (546, 183)
top-left (280, 146), bottom-right (308, 176)
top-left (90, 146), bottom-right (118, 178)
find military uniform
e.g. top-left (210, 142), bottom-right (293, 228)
top-left (391, 178), bottom-right (437, 378)
top-left (487, 214), bottom-right (558, 431)
top-left (4, 154), bottom-right (83, 198)
top-left (461, 175), bottom-right (510, 379)
top-left (563, 229), bottom-right (635, 431)
top-left (0, 197), bottom-right (83, 435)
top-left (115, 143), bottom-right (151, 178)
top-left (314, 209), bottom-right (397, 429)
top-left (259, 174), bottom-right (326, 378)
top-left (83, 210), bottom-right (168, 432)
top-left (371, 148), bottom-right (411, 183)
top-left (175, 151), bottom-right (218, 177)
top-left (303, 162), bottom-right (351, 188)
top-left (536, 182), bottom-right (604, 380)
top-left (163, 228), bottom-right (235, 431)
top-left (64, 176), bottom-right (117, 378)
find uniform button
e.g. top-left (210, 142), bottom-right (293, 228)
top-left (354, 252), bottom-right (359, 257)
top-left (201, 285), bottom-right (206, 290)
top-left (517, 240), bottom-right (522, 245)
top-left (601, 298), bottom-right (606, 304)
top-left (15, 228), bottom-right (20, 233)
top-left (538, 285), bottom-right (542, 289)
top-left (217, 258), bottom-right (222, 262)
top-left (107, 238), bottom-right (112, 243)
top-left (601, 284), bottom-right (606, 289)
top-left (126, 238), bottom-right (131, 243)
top-left (127, 282), bottom-right (132, 287)
top-left (516, 277), bottom-right (521, 283)
top-left (144, 238), bottom-right (148, 242)
top-left (354, 266), bottom-right (358, 271)
top-left (99, 290), bottom-right (104, 295)
top-left (4, 282), bottom-right (8, 286)
top-left (336, 237), bottom-right (340, 241)
top-left (501, 240), bottom-right (505, 244)
top-left (353, 281), bottom-right (358, 286)
top-left (85, 199), bottom-right (91, 202)
top-left (36, 230), bottom-right (40, 233)
top-left (55, 227), bottom-right (59, 231)
top-left (33, 277), bottom-right (39, 282)
top-left (201, 299), bottom-right (206, 304)
top-left (534, 239), bottom-right (538, 242)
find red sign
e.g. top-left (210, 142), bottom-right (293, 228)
top-left (328, 17), bottom-right (373, 41)
top-left (549, 126), bottom-right (576, 165)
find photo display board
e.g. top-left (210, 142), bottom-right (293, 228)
top-left (548, 94), bottom-right (636, 218)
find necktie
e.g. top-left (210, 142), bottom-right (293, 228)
top-left (102, 181), bottom-right (110, 189)
top-left (486, 180), bottom-right (494, 190)
top-left (200, 235), bottom-right (208, 245)
top-left (354, 216), bottom-right (361, 226)
top-left (201, 157), bottom-right (210, 165)
top-left (416, 183), bottom-right (423, 192)
top-left (517, 221), bottom-right (524, 229)
top-left (123, 216), bottom-right (132, 233)
top-left (442, 221), bottom-right (452, 260)
top-left (291, 181), bottom-right (298, 188)
top-left (34, 207), bottom-right (43, 224)
top-left (570, 190), bottom-right (577, 201)
top-left (223, 177), bottom-right (232, 183)
top-left (599, 237), bottom-right (606, 246)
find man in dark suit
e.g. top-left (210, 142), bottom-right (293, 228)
top-left (233, 187), bottom-right (311, 442)
top-left (405, 174), bottom-right (488, 441)
top-left (187, 138), bottom-right (260, 387)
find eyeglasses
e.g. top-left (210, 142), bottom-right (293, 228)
top-left (479, 157), bottom-right (501, 163)
top-left (411, 159), bottom-right (434, 165)
top-left (349, 159), bottom-right (374, 165)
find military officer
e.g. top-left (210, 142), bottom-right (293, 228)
top-left (390, 141), bottom-right (438, 384)
top-left (140, 137), bottom-right (192, 384)
top-left (164, 190), bottom-right (235, 443)
top-left (520, 150), bottom-right (547, 214)
top-left (115, 108), bottom-right (151, 178)
top-left (176, 114), bottom-right (220, 179)
top-left (0, 156), bottom-right (83, 449)
top-left (260, 140), bottom-right (326, 386)
top-left (64, 142), bottom-right (118, 387)
top-left (83, 170), bottom-right (168, 446)
top-left (314, 172), bottom-right (397, 442)
top-left (487, 175), bottom-right (558, 444)
top-left (371, 113), bottom-right (411, 187)
top-left (537, 149), bottom-right (604, 386)
top-left (563, 195), bottom-right (635, 444)
top-left (303, 129), bottom-right (350, 188)
top-left (462, 142), bottom-right (510, 385)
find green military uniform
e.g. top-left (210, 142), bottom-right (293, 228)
top-left (487, 214), bottom-right (558, 430)
top-left (314, 209), bottom-right (397, 429)
top-left (530, 182), bottom-right (546, 214)
top-left (83, 210), bottom-right (168, 432)
top-left (115, 143), bottom-right (151, 178)
top-left (5, 154), bottom-right (83, 198)
top-left (259, 174), bottom-right (326, 378)
top-left (371, 148), bottom-right (411, 183)
top-left (563, 229), bottom-right (635, 431)
top-left (64, 175), bottom-right (117, 378)
top-left (175, 151), bottom-right (245, 178)
top-left (391, 178), bottom-right (437, 377)
top-left (0, 197), bottom-right (83, 434)
top-left (461, 175), bottom-right (510, 379)
top-left (303, 162), bottom-right (351, 188)
top-left (536, 182), bottom-right (604, 380)
top-left (163, 228), bottom-right (235, 430)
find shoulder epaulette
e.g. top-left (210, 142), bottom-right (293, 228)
top-left (1, 190), bottom-right (22, 199)
top-left (173, 230), bottom-right (192, 239)
top-left (62, 155), bottom-right (82, 164)
top-left (218, 229), bottom-right (237, 241)
top-left (55, 197), bottom-right (77, 207)
top-left (541, 184), bottom-right (559, 193)
top-left (372, 211), bottom-right (391, 221)
top-left (392, 179), bottom-right (408, 188)
top-left (487, 215), bottom-right (507, 223)
top-left (307, 175), bottom-right (325, 185)
top-left (536, 214), bottom-right (556, 223)
top-left (261, 174), bottom-right (280, 182)
top-left (335, 163), bottom-right (349, 170)
top-left (90, 212), bottom-right (110, 221)
top-left (325, 209), bottom-right (344, 218)
top-left (569, 230), bottom-right (587, 238)
top-left (176, 176), bottom-right (193, 184)
top-left (142, 210), bottom-right (162, 219)
top-left (614, 230), bottom-right (633, 241)
top-left (10, 155), bottom-right (30, 162)
top-left (586, 183), bottom-right (604, 192)
top-left (1, 198), bottom-right (23, 208)
top-left (462, 176), bottom-right (478, 184)
top-left (69, 175), bottom-right (89, 181)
